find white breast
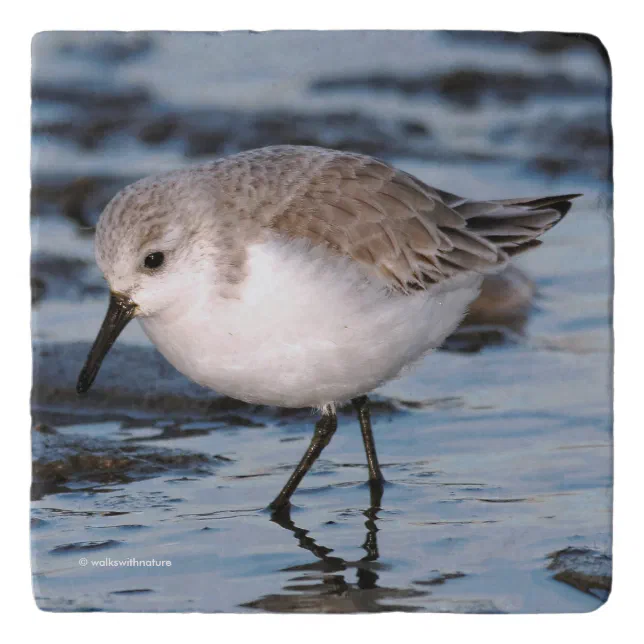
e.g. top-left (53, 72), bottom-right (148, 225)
top-left (140, 238), bottom-right (482, 408)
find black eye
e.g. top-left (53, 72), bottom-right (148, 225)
top-left (144, 252), bottom-right (165, 269)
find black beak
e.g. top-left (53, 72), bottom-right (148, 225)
top-left (76, 292), bottom-right (138, 394)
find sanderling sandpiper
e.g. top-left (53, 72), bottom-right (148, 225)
top-left (76, 145), bottom-right (580, 511)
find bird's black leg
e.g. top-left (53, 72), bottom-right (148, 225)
top-left (352, 395), bottom-right (385, 488)
top-left (269, 410), bottom-right (338, 512)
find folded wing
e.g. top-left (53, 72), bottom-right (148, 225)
top-left (270, 152), bottom-right (580, 292)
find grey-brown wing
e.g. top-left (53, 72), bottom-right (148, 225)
top-left (270, 152), bottom-right (579, 291)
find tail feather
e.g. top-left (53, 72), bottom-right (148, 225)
top-left (453, 194), bottom-right (581, 254)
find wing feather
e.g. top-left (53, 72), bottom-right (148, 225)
top-left (268, 150), bottom-right (579, 292)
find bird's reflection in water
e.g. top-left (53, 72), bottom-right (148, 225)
top-left (242, 483), bottom-right (429, 612)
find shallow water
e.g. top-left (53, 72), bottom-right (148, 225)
top-left (30, 31), bottom-right (612, 613)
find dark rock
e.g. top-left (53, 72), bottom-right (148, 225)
top-left (527, 157), bottom-right (578, 179)
top-left (524, 112), bottom-right (611, 181)
top-left (438, 70), bottom-right (490, 108)
top-left (31, 254), bottom-right (103, 302)
top-left (32, 424), bottom-right (220, 499)
top-left (137, 113), bottom-right (180, 145)
top-left (184, 128), bottom-right (229, 157)
top-left (50, 539), bottom-right (122, 554)
top-left (57, 33), bottom-right (153, 64)
top-left (32, 254), bottom-right (88, 280)
top-left (402, 120), bottom-right (430, 137)
top-left (31, 175), bottom-right (128, 227)
top-left (311, 67), bottom-right (603, 109)
top-left (414, 571), bottom-right (466, 586)
top-left (181, 109), bottom-right (432, 160)
top-left (32, 79), bottom-right (150, 111)
top-left (442, 31), bottom-right (604, 56)
top-left (31, 276), bottom-right (46, 304)
top-left (33, 113), bottom-right (132, 150)
top-left (546, 546), bottom-right (612, 600)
